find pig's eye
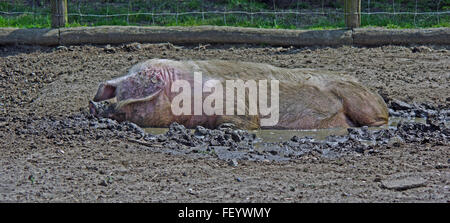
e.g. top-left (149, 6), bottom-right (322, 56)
top-left (151, 76), bottom-right (158, 84)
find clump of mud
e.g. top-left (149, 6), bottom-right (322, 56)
top-left (387, 98), bottom-right (449, 119)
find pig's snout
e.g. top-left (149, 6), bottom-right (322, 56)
top-left (89, 100), bottom-right (99, 117)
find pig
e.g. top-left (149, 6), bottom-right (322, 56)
top-left (89, 59), bottom-right (388, 129)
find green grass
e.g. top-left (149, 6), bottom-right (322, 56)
top-left (0, 0), bottom-right (448, 29)
top-left (361, 14), bottom-right (450, 29)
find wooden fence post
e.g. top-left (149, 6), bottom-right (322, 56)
top-left (51, 0), bottom-right (68, 28)
top-left (345, 0), bottom-right (361, 29)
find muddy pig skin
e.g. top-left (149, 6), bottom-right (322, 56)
top-left (90, 59), bottom-right (388, 129)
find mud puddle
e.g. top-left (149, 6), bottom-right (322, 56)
top-left (254, 117), bottom-right (427, 143)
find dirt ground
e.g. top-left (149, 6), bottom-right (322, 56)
top-left (0, 43), bottom-right (449, 202)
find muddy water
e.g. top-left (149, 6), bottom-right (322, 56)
top-left (144, 117), bottom-right (426, 143)
top-left (256, 117), bottom-right (427, 142)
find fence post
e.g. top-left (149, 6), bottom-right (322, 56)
top-left (344, 0), bottom-right (361, 29)
top-left (51, 0), bottom-right (68, 28)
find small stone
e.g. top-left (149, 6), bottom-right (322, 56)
top-left (411, 46), bottom-right (432, 53)
top-left (98, 180), bottom-right (108, 187)
top-left (390, 99), bottom-right (413, 111)
top-left (435, 164), bottom-right (448, 169)
top-left (228, 159), bottom-right (238, 167)
top-left (388, 109), bottom-right (401, 116)
top-left (28, 175), bottom-right (35, 184)
top-left (56, 45), bottom-right (68, 51)
top-left (381, 176), bottom-right (427, 191)
top-left (373, 175), bottom-right (382, 182)
top-left (187, 188), bottom-right (197, 195)
top-left (194, 126), bottom-right (208, 136)
top-left (104, 44), bottom-right (115, 53)
top-left (231, 131), bottom-right (241, 142)
top-left (106, 176), bottom-right (114, 184)
top-left (169, 122), bottom-right (186, 132)
top-left (217, 123), bottom-right (236, 130)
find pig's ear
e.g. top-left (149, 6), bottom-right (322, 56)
top-left (93, 83), bottom-right (116, 102)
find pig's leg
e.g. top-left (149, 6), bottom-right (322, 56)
top-left (331, 82), bottom-right (388, 127)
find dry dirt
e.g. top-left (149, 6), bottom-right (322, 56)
top-left (0, 43), bottom-right (449, 202)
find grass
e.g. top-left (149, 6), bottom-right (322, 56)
top-left (0, 0), bottom-right (448, 29)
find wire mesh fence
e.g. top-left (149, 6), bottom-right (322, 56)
top-left (0, 0), bottom-right (449, 29)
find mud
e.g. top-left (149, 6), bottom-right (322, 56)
top-left (0, 43), bottom-right (449, 202)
